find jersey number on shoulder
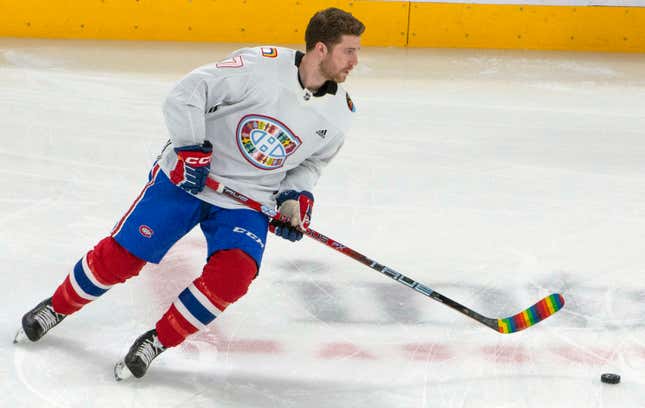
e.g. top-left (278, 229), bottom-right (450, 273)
top-left (216, 56), bottom-right (244, 69)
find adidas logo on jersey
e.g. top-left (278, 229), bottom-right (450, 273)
top-left (316, 129), bottom-right (327, 138)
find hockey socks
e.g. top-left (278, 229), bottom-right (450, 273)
top-left (156, 249), bottom-right (257, 347)
top-left (52, 237), bottom-right (146, 315)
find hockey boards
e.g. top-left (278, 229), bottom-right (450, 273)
top-left (205, 178), bottom-right (565, 334)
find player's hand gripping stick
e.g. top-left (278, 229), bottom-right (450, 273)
top-left (270, 190), bottom-right (314, 241)
top-left (170, 141), bottom-right (213, 194)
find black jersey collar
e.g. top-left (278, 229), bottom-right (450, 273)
top-left (295, 51), bottom-right (338, 97)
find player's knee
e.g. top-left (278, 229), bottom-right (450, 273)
top-left (199, 249), bottom-right (257, 304)
top-left (88, 237), bottom-right (146, 284)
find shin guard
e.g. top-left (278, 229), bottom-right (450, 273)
top-left (51, 237), bottom-right (146, 315)
top-left (156, 249), bottom-right (257, 347)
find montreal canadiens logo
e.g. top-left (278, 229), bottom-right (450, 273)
top-left (139, 225), bottom-right (153, 238)
top-left (236, 115), bottom-right (301, 170)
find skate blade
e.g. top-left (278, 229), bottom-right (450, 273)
top-left (114, 361), bottom-right (133, 381)
top-left (13, 328), bottom-right (28, 344)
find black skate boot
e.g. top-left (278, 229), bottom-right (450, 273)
top-left (14, 297), bottom-right (67, 343)
top-left (114, 329), bottom-right (166, 381)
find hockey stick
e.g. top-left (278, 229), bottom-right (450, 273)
top-left (205, 178), bottom-right (564, 334)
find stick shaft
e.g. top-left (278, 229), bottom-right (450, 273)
top-left (205, 178), bottom-right (563, 333)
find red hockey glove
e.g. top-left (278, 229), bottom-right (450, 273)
top-left (270, 190), bottom-right (314, 242)
top-left (170, 141), bottom-right (213, 194)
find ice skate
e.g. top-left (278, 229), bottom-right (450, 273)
top-left (114, 329), bottom-right (166, 381)
top-left (14, 298), bottom-right (67, 343)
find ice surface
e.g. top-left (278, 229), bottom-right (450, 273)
top-left (1, 38), bottom-right (645, 407)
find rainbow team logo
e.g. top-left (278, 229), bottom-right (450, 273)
top-left (236, 115), bottom-right (301, 170)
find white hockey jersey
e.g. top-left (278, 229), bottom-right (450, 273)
top-left (157, 46), bottom-right (356, 210)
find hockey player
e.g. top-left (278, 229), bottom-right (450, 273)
top-left (14, 8), bottom-right (365, 380)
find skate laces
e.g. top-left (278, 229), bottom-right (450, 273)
top-left (33, 304), bottom-right (64, 332)
top-left (136, 334), bottom-right (165, 366)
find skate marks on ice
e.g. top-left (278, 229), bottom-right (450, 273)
top-left (12, 335), bottom-right (125, 406)
top-left (269, 270), bottom-right (645, 331)
top-left (11, 331), bottom-right (223, 407)
top-left (9, 325), bottom-right (429, 408)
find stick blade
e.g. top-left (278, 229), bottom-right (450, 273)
top-left (496, 293), bottom-right (565, 334)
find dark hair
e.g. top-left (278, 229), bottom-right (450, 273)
top-left (305, 8), bottom-right (365, 51)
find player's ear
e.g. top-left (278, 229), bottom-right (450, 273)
top-left (315, 41), bottom-right (328, 57)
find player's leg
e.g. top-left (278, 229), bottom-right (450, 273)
top-left (17, 166), bottom-right (203, 343)
top-left (115, 207), bottom-right (268, 379)
top-left (17, 236), bottom-right (147, 343)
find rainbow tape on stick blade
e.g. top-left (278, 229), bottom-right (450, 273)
top-left (497, 294), bottom-right (565, 334)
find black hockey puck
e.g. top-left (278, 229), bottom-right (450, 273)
top-left (601, 373), bottom-right (620, 384)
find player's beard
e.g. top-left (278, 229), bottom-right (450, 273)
top-left (320, 59), bottom-right (350, 83)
